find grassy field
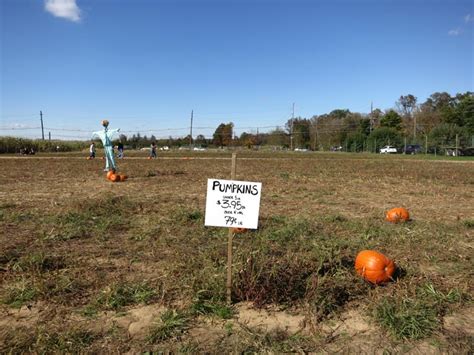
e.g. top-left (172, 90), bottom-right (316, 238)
top-left (1, 150), bottom-right (473, 353)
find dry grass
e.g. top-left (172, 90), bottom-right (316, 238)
top-left (0, 151), bottom-right (473, 353)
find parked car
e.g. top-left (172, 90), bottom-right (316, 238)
top-left (380, 145), bottom-right (397, 154)
top-left (294, 148), bottom-right (309, 152)
top-left (402, 144), bottom-right (422, 154)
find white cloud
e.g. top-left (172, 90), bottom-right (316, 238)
top-left (465, 14), bottom-right (472, 23)
top-left (45, 0), bottom-right (81, 23)
top-left (448, 28), bottom-right (461, 36)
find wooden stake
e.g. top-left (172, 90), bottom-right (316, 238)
top-left (226, 153), bottom-right (237, 304)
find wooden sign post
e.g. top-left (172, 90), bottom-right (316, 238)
top-left (204, 153), bottom-right (262, 305)
top-left (227, 153), bottom-right (237, 304)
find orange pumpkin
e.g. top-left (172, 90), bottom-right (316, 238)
top-left (106, 170), bottom-right (115, 180)
top-left (231, 227), bottom-right (247, 234)
top-left (385, 207), bottom-right (410, 223)
top-left (109, 174), bottom-right (120, 182)
top-left (119, 174), bottom-right (128, 181)
top-left (355, 250), bottom-right (395, 284)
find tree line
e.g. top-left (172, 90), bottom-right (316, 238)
top-left (122, 91), bottom-right (473, 152)
top-left (1, 91), bottom-right (472, 154)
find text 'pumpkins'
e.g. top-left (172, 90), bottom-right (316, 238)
top-left (385, 207), bottom-right (410, 223)
top-left (355, 250), bottom-right (395, 284)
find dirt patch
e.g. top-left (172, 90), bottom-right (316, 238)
top-left (0, 304), bottom-right (42, 329)
top-left (443, 306), bottom-right (474, 336)
top-left (105, 304), bottom-right (167, 338)
top-left (236, 302), bottom-right (306, 334)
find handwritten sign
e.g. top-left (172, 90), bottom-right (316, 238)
top-left (205, 179), bottom-right (262, 229)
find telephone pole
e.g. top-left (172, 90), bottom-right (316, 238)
top-left (40, 111), bottom-right (44, 140)
top-left (370, 101), bottom-right (373, 133)
top-left (413, 115), bottom-right (417, 140)
top-left (290, 103), bottom-right (295, 150)
top-left (189, 110), bottom-right (193, 149)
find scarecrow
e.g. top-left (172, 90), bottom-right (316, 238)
top-left (92, 120), bottom-right (120, 172)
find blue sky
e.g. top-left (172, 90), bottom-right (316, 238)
top-left (1, 0), bottom-right (473, 140)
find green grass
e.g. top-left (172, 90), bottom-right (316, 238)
top-left (192, 290), bottom-right (234, 319)
top-left (84, 281), bottom-right (156, 315)
top-left (147, 310), bottom-right (190, 343)
top-left (374, 283), bottom-right (467, 340)
top-left (2, 278), bottom-right (38, 308)
top-left (0, 326), bottom-right (98, 353)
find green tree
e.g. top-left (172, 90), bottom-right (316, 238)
top-left (344, 132), bottom-right (366, 152)
top-left (455, 94), bottom-right (474, 132)
top-left (213, 123), bottom-right (234, 147)
top-left (266, 127), bottom-right (287, 147)
top-left (358, 118), bottom-right (371, 136)
top-left (429, 123), bottom-right (470, 148)
top-left (397, 94), bottom-right (418, 116)
top-left (367, 127), bottom-right (402, 152)
top-left (286, 118), bottom-right (311, 149)
top-left (380, 110), bottom-right (402, 130)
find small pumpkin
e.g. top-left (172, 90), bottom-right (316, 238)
top-left (106, 170), bottom-right (116, 180)
top-left (109, 174), bottom-right (120, 182)
top-left (231, 227), bottom-right (247, 234)
top-left (355, 250), bottom-right (395, 284)
top-left (385, 207), bottom-right (410, 223)
top-left (119, 174), bottom-right (128, 181)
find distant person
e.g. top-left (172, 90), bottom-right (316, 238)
top-left (89, 142), bottom-right (96, 159)
top-left (118, 142), bottom-right (124, 159)
top-left (150, 142), bottom-right (157, 158)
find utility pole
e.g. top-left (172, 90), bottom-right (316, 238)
top-left (40, 111), bottom-right (44, 140)
top-left (370, 101), bottom-right (373, 133)
top-left (290, 103), bottom-right (295, 150)
top-left (189, 110), bottom-right (193, 149)
top-left (455, 134), bottom-right (459, 156)
top-left (48, 132), bottom-right (51, 141)
top-left (413, 114), bottom-right (416, 140)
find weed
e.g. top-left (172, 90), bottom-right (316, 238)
top-left (172, 208), bottom-right (203, 224)
top-left (2, 278), bottom-right (38, 308)
top-left (192, 290), bottom-right (233, 319)
top-left (92, 282), bottom-right (156, 311)
top-left (462, 219), bottom-right (474, 228)
top-left (374, 297), bottom-right (438, 339)
top-left (233, 252), bottom-right (315, 306)
top-left (10, 252), bottom-right (66, 273)
top-left (147, 310), bottom-right (190, 343)
top-left (374, 283), bottom-right (466, 340)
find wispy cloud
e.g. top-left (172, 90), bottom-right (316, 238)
top-left (44, 0), bottom-right (81, 23)
top-left (448, 28), bottom-right (461, 36)
top-left (448, 14), bottom-right (472, 36)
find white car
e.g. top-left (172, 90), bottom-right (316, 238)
top-left (380, 145), bottom-right (397, 154)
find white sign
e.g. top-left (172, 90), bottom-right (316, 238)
top-left (205, 179), bottom-right (262, 229)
